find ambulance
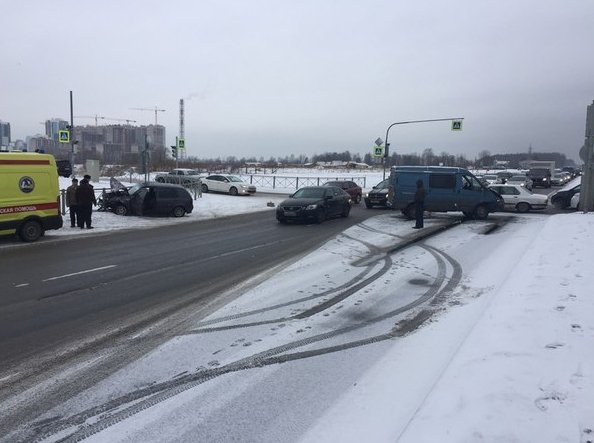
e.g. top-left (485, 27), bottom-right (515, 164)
top-left (0, 152), bottom-right (63, 241)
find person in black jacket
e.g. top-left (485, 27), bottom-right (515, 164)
top-left (76, 175), bottom-right (97, 229)
top-left (413, 179), bottom-right (426, 229)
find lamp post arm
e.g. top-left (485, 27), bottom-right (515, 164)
top-left (383, 117), bottom-right (464, 180)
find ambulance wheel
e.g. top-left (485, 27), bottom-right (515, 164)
top-left (19, 220), bottom-right (42, 242)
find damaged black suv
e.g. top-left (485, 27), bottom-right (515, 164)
top-left (99, 177), bottom-right (193, 217)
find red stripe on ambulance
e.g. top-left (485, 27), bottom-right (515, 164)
top-left (0, 202), bottom-right (59, 214)
top-left (0, 159), bottom-right (51, 165)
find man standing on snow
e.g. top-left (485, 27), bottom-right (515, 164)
top-left (65, 177), bottom-right (79, 228)
top-left (76, 175), bottom-right (97, 229)
top-left (413, 179), bottom-right (426, 229)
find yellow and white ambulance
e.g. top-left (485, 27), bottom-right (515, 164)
top-left (0, 152), bottom-right (63, 241)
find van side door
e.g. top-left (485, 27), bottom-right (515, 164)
top-left (426, 173), bottom-right (457, 211)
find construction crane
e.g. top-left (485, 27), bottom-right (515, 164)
top-left (75, 115), bottom-right (137, 125)
top-left (130, 106), bottom-right (166, 125)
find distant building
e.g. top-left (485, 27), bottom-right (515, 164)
top-left (45, 118), bottom-right (69, 141)
top-left (0, 120), bottom-right (11, 148)
top-left (72, 123), bottom-right (166, 164)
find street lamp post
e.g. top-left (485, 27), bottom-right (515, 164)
top-left (382, 117), bottom-right (465, 179)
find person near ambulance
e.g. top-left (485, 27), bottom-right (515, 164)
top-left (65, 178), bottom-right (79, 228)
top-left (76, 174), bottom-right (97, 229)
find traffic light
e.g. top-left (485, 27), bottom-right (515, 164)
top-left (171, 146), bottom-right (177, 158)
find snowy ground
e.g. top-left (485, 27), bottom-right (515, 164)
top-left (3, 174), bottom-right (593, 442)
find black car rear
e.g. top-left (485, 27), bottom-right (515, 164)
top-left (56, 159), bottom-right (72, 178)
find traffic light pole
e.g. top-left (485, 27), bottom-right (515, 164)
top-left (69, 91), bottom-right (74, 175)
top-left (383, 117), bottom-right (465, 180)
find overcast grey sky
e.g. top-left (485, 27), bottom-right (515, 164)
top-left (2, 0), bottom-right (593, 161)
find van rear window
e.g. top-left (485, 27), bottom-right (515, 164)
top-left (429, 174), bottom-right (456, 189)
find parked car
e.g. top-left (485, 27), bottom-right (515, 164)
top-left (496, 171), bottom-right (514, 183)
top-left (506, 175), bottom-right (533, 190)
top-left (550, 183), bottom-right (581, 209)
top-left (482, 174), bottom-right (501, 185)
top-left (364, 178), bottom-right (391, 208)
top-left (99, 178), bottom-right (193, 217)
top-left (323, 180), bottom-right (362, 203)
top-left (488, 184), bottom-right (548, 213)
top-left (201, 174), bottom-right (256, 195)
top-left (55, 159), bottom-right (73, 178)
top-left (276, 186), bottom-right (351, 224)
top-left (155, 168), bottom-right (203, 186)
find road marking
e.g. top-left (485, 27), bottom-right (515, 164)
top-left (0, 372), bottom-right (19, 384)
top-left (43, 265), bottom-right (117, 282)
top-left (14, 283), bottom-right (30, 288)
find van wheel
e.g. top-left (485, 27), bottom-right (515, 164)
top-left (114, 205), bottom-right (128, 216)
top-left (172, 206), bottom-right (186, 217)
top-left (19, 220), bottom-right (42, 242)
top-left (516, 202), bottom-right (530, 213)
top-left (473, 205), bottom-right (489, 220)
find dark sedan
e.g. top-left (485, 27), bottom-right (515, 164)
top-left (323, 180), bottom-right (362, 204)
top-left (364, 178), bottom-right (391, 208)
top-left (276, 186), bottom-right (351, 224)
top-left (550, 184), bottom-right (581, 209)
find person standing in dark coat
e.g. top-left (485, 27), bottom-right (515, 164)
top-left (413, 179), bottom-right (426, 229)
top-left (65, 178), bottom-right (79, 228)
top-left (76, 175), bottom-right (97, 229)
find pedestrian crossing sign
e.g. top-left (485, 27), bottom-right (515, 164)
top-left (58, 130), bottom-right (70, 143)
top-left (372, 146), bottom-right (384, 158)
top-left (451, 120), bottom-right (463, 131)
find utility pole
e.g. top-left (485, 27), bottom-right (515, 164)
top-left (579, 100), bottom-right (594, 212)
top-left (143, 135), bottom-right (150, 184)
top-left (69, 91), bottom-right (75, 173)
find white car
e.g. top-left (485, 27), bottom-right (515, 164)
top-left (506, 175), bottom-right (533, 190)
top-left (488, 184), bottom-right (548, 213)
top-left (482, 174), bottom-right (501, 185)
top-left (201, 174), bottom-right (257, 196)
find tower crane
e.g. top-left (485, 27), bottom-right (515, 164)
top-left (75, 115), bottom-right (137, 125)
top-left (130, 106), bottom-right (166, 125)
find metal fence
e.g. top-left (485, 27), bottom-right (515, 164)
top-left (243, 175), bottom-right (367, 190)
